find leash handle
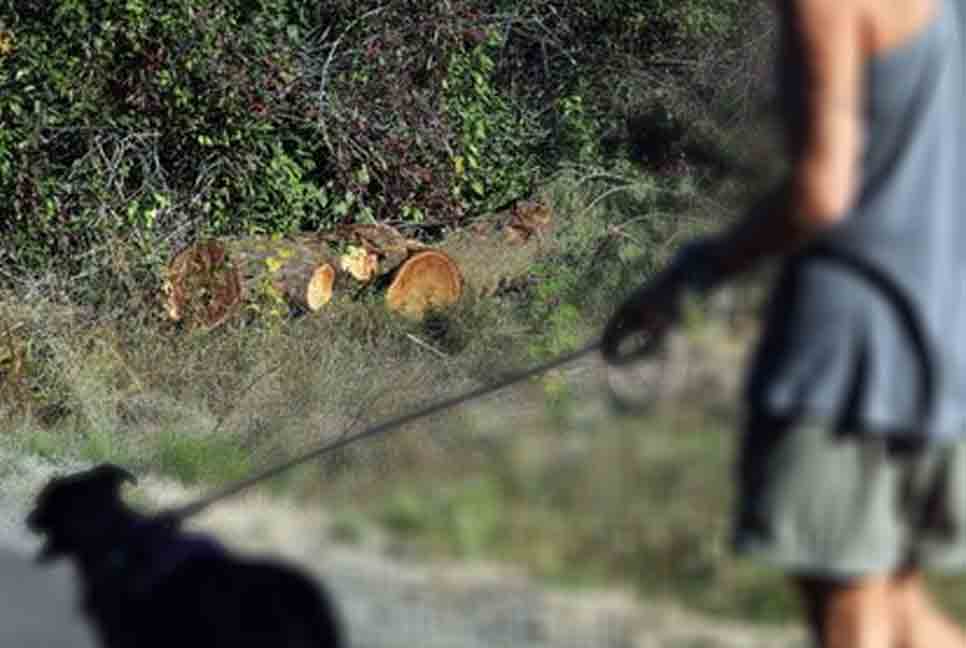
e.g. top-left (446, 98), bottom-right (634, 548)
top-left (600, 305), bottom-right (665, 367)
top-left (600, 271), bottom-right (677, 367)
top-left (601, 239), bottom-right (722, 367)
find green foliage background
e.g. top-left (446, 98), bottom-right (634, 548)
top-left (0, 0), bottom-right (769, 280)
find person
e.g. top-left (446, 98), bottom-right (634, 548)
top-left (602, 0), bottom-right (966, 646)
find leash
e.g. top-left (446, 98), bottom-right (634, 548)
top-left (804, 244), bottom-right (936, 427)
top-left (165, 339), bottom-right (603, 521)
top-left (597, 243), bottom-right (936, 426)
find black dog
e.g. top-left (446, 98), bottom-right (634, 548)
top-left (27, 464), bottom-right (344, 648)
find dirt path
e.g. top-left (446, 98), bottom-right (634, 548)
top-left (0, 549), bottom-right (97, 648)
top-left (0, 448), bottom-right (806, 648)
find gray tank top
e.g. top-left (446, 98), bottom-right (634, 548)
top-left (747, 0), bottom-right (966, 441)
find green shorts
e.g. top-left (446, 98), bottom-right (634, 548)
top-left (733, 414), bottom-right (966, 579)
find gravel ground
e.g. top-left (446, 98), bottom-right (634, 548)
top-left (0, 447), bottom-right (807, 648)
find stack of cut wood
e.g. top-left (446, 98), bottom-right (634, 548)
top-left (163, 224), bottom-right (463, 327)
top-left (163, 201), bottom-right (554, 328)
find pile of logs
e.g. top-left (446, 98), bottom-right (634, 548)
top-left (163, 224), bottom-right (461, 327)
top-left (163, 201), bottom-right (553, 328)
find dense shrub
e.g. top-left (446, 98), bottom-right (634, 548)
top-left (1, 0), bottom-right (324, 270)
top-left (0, 0), bottom-right (771, 280)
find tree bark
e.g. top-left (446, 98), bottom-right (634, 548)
top-left (228, 238), bottom-right (338, 312)
top-left (164, 240), bottom-right (243, 328)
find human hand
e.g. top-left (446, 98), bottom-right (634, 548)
top-left (600, 237), bottom-right (722, 366)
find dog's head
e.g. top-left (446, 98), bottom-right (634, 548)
top-left (27, 464), bottom-right (137, 563)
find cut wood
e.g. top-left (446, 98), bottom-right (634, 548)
top-left (505, 199), bottom-right (553, 244)
top-left (0, 322), bottom-right (25, 378)
top-left (339, 245), bottom-right (380, 282)
top-left (165, 226), bottom-right (466, 326)
top-left (385, 250), bottom-right (463, 319)
top-left (164, 239), bottom-right (336, 327)
top-left (441, 199), bottom-right (553, 299)
top-left (228, 238), bottom-right (337, 312)
top-left (467, 199), bottom-right (553, 245)
top-left (164, 240), bottom-right (243, 328)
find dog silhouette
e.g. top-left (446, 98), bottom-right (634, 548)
top-left (27, 463), bottom-right (344, 648)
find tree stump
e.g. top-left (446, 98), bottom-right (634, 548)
top-left (0, 317), bottom-right (28, 413)
top-left (385, 250), bottom-right (463, 319)
top-left (164, 240), bottom-right (243, 328)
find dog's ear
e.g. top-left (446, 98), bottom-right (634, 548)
top-left (28, 464), bottom-right (136, 531)
top-left (89, 463), bottom-right (138, 491)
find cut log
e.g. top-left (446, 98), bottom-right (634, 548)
top-left (385, 250), bottom-right (463, 319)
top-left (441, 201), bottom-right (553, 299)
top-left (164, 240), bottom-right (243, 328)
top-left (467, 199), bottom-right (554, 246)
top-left (165, 228), bottom-right (466, 325)
top-left (505, 199), bottom-right (553, 244)
top-left (0, 318), bottom-right (26, 396)
top-left (164, 239), bottom-right (336, 327)
top-left (227, 239), bottom-right (337, 312)
top-left (339, 245), bottom-right (380, 282)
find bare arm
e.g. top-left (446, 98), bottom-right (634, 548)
top-left (603, 0), bottom-right (866, 352)
top-left (708, 0), bottom-right (865, 278)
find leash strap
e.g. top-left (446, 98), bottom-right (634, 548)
top-left (805, 244), bottom-right (936, 428)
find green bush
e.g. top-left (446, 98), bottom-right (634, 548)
top-left (1, 0), bottom-right (324, 270)
top-left (0, 0), bottom-right (770, 282)
top-left (445, 29), bottom-right (541, 214)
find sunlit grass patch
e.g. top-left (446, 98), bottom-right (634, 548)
top-left (150, 430), bottom-right (254, 485)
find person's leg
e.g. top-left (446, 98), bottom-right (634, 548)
top-left (889, 568), bottom-right (966, 648)
top-left (795, 575), bottom-right (895, 648)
